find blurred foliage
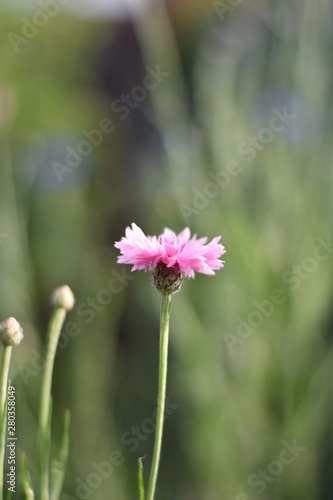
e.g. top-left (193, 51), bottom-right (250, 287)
top-left (1, 0), bottom-right (333, 499)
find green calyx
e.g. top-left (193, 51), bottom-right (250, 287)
top-left (153, 263), bottom-right (183, 295)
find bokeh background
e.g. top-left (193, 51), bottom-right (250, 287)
top-left (1, 0), bottom-right (333, 498)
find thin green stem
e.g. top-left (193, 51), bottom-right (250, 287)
top-left (39, 307), bottom-right (66, 500)
top-left (0, 346), bottom-right (13, 500)
top-left (146, 294), bottom-right (172, 500)
top-left (138, 457), bottom-right (145, 500)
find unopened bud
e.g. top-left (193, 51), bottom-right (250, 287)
top-left (51, 285), bottom-right (75, 311)
top-left (0, 317), bottom-right (24, 347)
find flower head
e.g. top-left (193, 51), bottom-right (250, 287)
top-left (51, 285), bottom-right (75, 311)
top-left (0, 317), bottom-right (24, 347)
top-left (115, 223), bottom-right (226, 285)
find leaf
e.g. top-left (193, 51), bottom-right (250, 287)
top-left (21, 453), bottom-right (35, 500)
top-left (50, 409), bottom-right (71, 500)
top-left (138, 456), bottom-right (145, 500)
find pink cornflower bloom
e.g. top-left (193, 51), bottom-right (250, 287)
top-left (114, 223), bottom-right (226, 280)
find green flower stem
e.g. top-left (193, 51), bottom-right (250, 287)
top-left (39, 307), bottom-right (66, 500)
top-left (138, 457), bottom-right (145, 500)
top-left (0, 345), bottom-right (12, 500)
top-left (146, 294), bottom-right (172, 500)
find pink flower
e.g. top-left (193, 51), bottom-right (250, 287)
top-left (115, 223), bottom-right (226, 279)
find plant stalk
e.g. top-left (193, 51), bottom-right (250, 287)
top-left (39, 307), bottom-right (66, 500)
top-left (0, 345), bottom-right (13, 500)
top-left (146, 294), bottom-right (172, 500)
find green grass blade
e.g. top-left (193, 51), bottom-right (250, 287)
top-left (50, 410), bottom-right (71, 500)
top-left (21, 453), bottom-right (35, 500)
top-left (138, 456), bottom-right (145, 500)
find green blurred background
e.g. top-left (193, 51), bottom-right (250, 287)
top-left (1, 0), bottom-right (333, 498)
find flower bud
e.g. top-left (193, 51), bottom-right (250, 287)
top-left (0, 317), bottom-right (24, 347)
top-left (51, 285), bottom-right (75, 311)
top-left (153, 263), bottom-right (183, 295)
